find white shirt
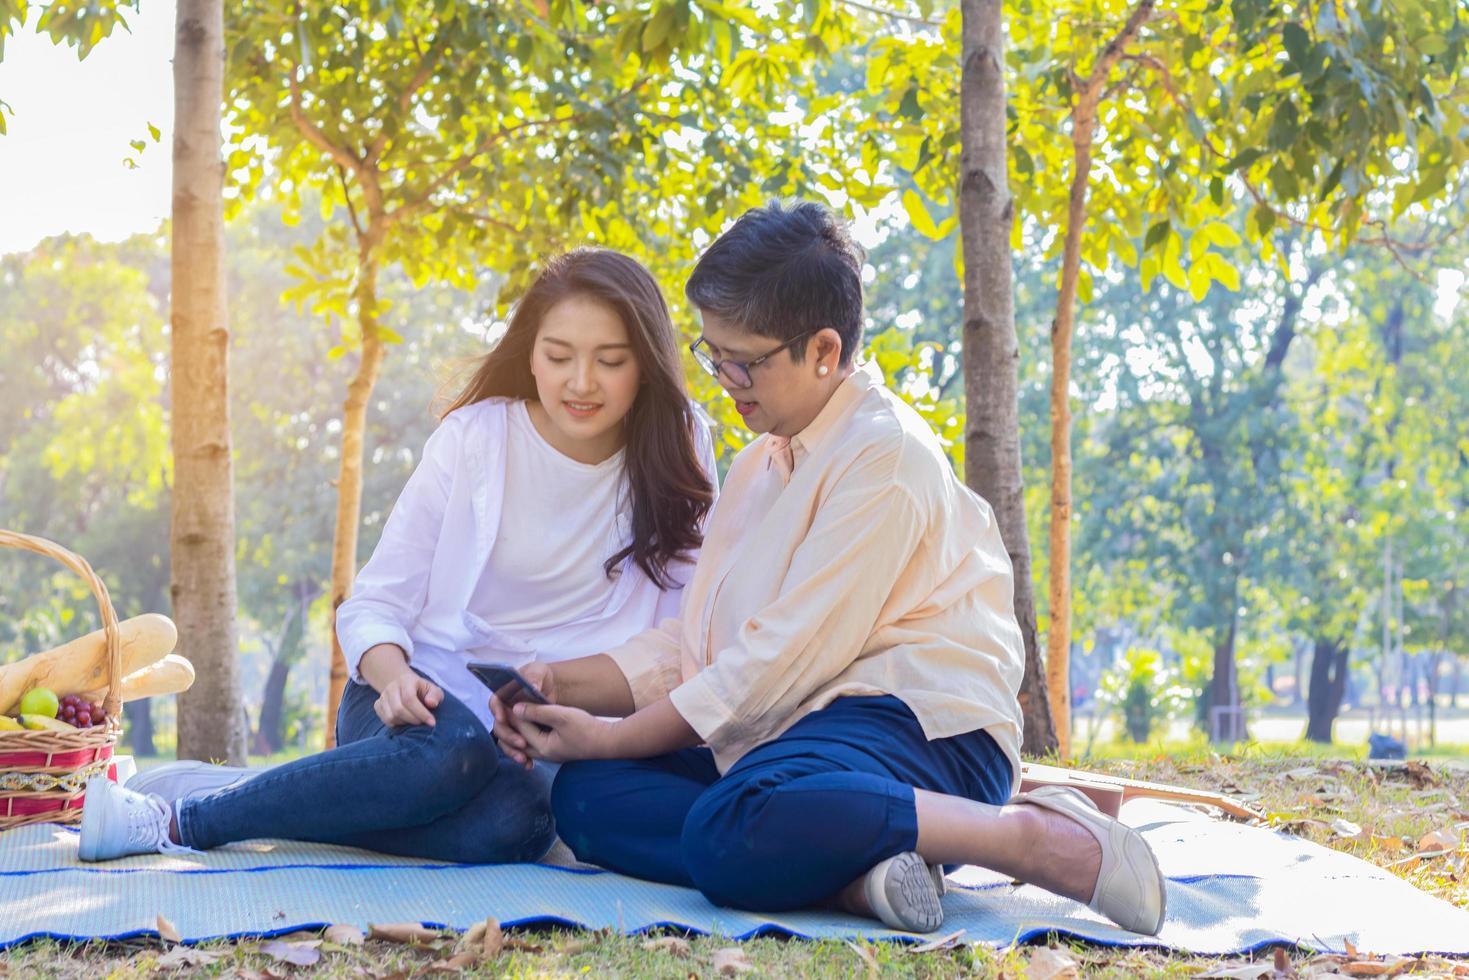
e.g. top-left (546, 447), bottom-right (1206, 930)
top-left (336, 397), bottom-right (717, 734)
top-left (473, 401), bottom-right (627, 632)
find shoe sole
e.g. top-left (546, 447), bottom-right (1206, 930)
top-left (76, 777), bottom-right (112, 862)
top-left (882, 852), bottom-right (945, 933)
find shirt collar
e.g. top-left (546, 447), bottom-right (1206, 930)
top-left (765, 361), bottom-right (882, 483)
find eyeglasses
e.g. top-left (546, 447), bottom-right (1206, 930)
top-left (689, 332), bottom-right (815, 390)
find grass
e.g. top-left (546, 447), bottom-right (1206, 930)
top-left (6, 748), bottom-right (1468, 978)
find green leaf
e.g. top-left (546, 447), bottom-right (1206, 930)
top-left (1319, 158), bottom-right (1346, 200)
top-left (1144, 219), bottom-right (1171, 252)
top-left (903, 189), bottom-right (942, 239)
top-left (1224, 148), bottom-right (1264, 174)
top-left (1209, 176), bottom-right (1224, 206)
top-left (1202, 222), bottom-right (1241, 248)
top-left (898, 87), bottom-right (923, 120)
top-left (1282, 22), bottom-right (1310, 67)
top-left (147, 121), bottom-right (160, 142)
top-left (1187, 261), bottom-right (1212, 301)
top-left (643, 4), bottom-right (676, 53)
top-left (1418, 34), bottom-right (1448, 56)
top-left (1267, 100), bottom-right (1298, 152)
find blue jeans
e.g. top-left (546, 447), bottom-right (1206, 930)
top-left (176, 675), bottom-right (556, 863)
top-left (552, 695), bottom-right (1013, 912)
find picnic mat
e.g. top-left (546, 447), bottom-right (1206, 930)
top-left (1, 799), bottom-right (1467, 954)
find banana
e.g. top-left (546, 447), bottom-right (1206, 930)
top-left (18, 714), bottom-right (74, 733)
top-left (0, 715), bottom-right (24, 732)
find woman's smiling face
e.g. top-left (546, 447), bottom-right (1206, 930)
top-left (528, 294), bottom-right (643, 462)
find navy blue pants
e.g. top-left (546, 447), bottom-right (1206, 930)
top-left (552, 695), bottom-right (1012, 912)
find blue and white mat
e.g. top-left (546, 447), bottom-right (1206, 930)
top-left (1, 800), bottom-right (1466, 954)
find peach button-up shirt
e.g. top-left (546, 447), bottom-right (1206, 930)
top-left (606, 365), bottom-right (1025, 784)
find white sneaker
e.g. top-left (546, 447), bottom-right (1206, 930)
top-left (862, 850), bottom-right (945, 933)
top-left (77, 776), bottom-right (198, 862)
top-left (126, 760), bottom-right (258, 804)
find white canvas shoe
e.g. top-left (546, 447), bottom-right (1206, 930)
top-left (77, 776), bottom-right (198, 862)
top-left (126, 760), bottom-right (257, 804)
top-left (861, 850), bottom-right (945, 933)
top-left (1015, 785), bottom-right (1167, 935)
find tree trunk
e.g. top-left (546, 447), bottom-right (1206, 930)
top-left (254, 654), bottom-right (292, 755)
top-left (958, 0), bottom-right (1056, 755)
top-left (1207, 600), bottom-right (1247, 743)
top-left (169, 0), bottom-right (246, 764)
top-left (254, 585), bottom-right (311, 754)
top-left (1305, 635), bottom-right (1349, 743)
top-left (124, 698), bottom-right (156, 757)
top-left (1043, 0), bottom-right (1154, 762)
top-left (325, 240), bottom-right (388, 747)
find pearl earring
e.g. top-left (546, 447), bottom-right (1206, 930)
top-left (818, 365), bottom-right (829, 377)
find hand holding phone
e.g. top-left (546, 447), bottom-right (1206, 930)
top-left (467, 661), bottom-right (552, 706)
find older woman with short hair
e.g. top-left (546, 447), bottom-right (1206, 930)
top-left (491, 202), bottom-right (1165, 936)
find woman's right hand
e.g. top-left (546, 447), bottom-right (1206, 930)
top-left (374, 670), bottom-right (444, 728)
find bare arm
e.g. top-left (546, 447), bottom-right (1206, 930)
top-left (547, 654), bottom-right (636, 717)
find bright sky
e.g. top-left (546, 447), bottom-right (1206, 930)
top-left (0, 1), bottom-right (175, 256)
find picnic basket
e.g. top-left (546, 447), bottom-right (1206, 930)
top-left (0, 529), bottom-right (123, 829)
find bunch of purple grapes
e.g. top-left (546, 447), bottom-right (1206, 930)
top-left (58, 694), bottom-right (106, 728)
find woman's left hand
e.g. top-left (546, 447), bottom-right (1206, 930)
top-left (503, 702), bottom-right (619, 765)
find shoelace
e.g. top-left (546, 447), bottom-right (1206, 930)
top-left (127, 792), bottom-right (199, 855)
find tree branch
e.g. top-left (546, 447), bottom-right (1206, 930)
top-left (287, 68), bottom-right (366, 180)
top-left (385, 78), bottom-right (653, 226)
top-left (364, 31), bottom-right (448, 168)
top-left (337, 164), bottom-right (363, 239)
top-left (832, 0), bottom-right (941, 28)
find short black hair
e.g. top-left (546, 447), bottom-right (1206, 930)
top-left (685, 200), bottom-right (865, 365)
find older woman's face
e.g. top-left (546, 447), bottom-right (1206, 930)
top-left (698, 311), bottom-right (841, 438)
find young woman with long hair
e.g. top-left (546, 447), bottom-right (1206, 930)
top-left (79, 248), bottom-right (716, 864)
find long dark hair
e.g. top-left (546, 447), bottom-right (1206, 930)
top-left (442, 248), bottom-right (713, 588)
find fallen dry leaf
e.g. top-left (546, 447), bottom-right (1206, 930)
top-left (1400, 761), bottom-right (1438, 789)
top-left (324, 923), bottom-right (365, 946)
top-left (457, 916), bottom-right (503, 961)
top-left (259, 940), bottom-right (322, 967)
top-left (712, 946), bottom-right (755, 975)
top-left (234, 968), bottom-right (286, 980)
top-left (907, 929), bottom-right (966, 953)
top-left (1417, 829), bottom-right (1459, 852)
top-left (156, 914), bottom-right (182, 944)
top-left (155, 946), bottom-right (226, 969)
top-left (504, 937), bottom-right (544, 953)
top-left (367, 922), bottom-right (442, 945)
top-left (426, 951), bottom-right (479, 972)
top-left (480, 918), bottom-right (504, 959)
top-left (1028, 945), bottom-right (1080, 980)
top-left (1340, 959), bottom-right (1405, 976)
top-left (642, 936), bottom-right (692, 957)
top-left (846, 940), bottom-right (879, 975)
top-left (1198, 961), bottom-right (1274, 979)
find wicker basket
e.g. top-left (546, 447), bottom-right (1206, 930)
top-left (0, 530), bottom-right (123, 829)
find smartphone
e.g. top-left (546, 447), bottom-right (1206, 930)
top-left (466, 661), bottom-right (550, 706)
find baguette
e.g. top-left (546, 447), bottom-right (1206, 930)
top-left (79, 654), bottom-right (195, 704)
top-left (0, 613), bottom-right (177, 714)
